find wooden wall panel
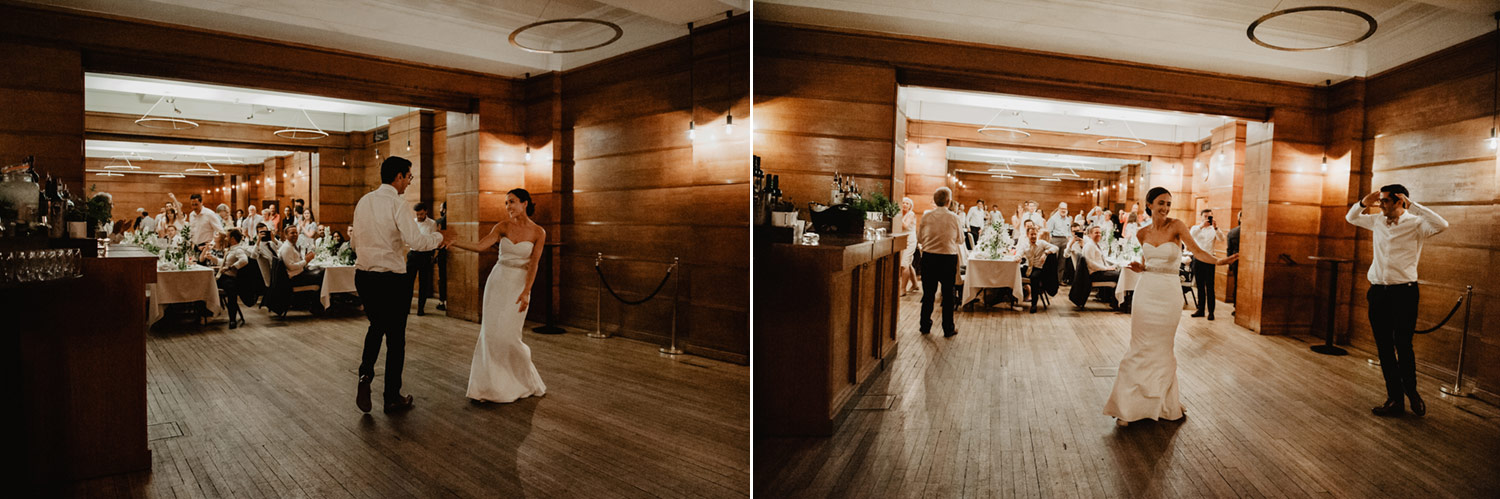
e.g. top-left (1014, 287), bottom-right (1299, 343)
top-left (1351, 31), bottom-right (1499, 404)
top-left (0, 42), bottom-right (83, 190)
top-left (563, 15), bottom-right (749, 363)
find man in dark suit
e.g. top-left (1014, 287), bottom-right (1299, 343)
top-left (1226, 211), bottom-right (1240, 306)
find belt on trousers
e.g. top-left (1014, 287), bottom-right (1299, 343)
top-left (1370, 282), bottom-right (1417, 289)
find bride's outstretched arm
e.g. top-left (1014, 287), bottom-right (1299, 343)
top-left (450, 223), bottom-right (502, 253)
top-left (1176, 219), bottom-right (1237, 265)
top-left (518, 228), bottom-right (546, 312)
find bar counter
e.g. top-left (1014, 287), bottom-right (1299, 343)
top-left (5, 243), bottom-right (155, 488)
top-left (755, 233), bottom-right (908, 436)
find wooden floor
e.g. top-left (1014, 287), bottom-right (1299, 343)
top-left (756, 294), bottom-right (1500, 498)
top-left (68, 304), bottom-right (749, 498)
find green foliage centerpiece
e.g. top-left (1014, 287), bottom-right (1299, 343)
top-left (976, 219), bottom-right (1015, 260)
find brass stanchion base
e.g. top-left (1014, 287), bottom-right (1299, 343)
top-left (587, 331), bottom-right (609, 339)
top-left (1367, 358), bottom-right (1381, 366)
top-left (1440, 384), bottom-right (1470, 397)
top-left (659, 347), bottom-right (684, 355)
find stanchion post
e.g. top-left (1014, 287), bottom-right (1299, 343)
top-left (660, 257), bottom-right (684, 355)
top-left (588, 252), bottom-right (608, 339)
top-left (1440, 285), bottom-right (1474, 397)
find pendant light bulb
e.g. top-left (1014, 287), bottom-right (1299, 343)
top-left (525, 146), bottom-right (532, 161)
top-left (1488, 128), bottom-right (1498, 150)
top-left (1321, 154), bottom-right (1329, 173)
top-left (406, 139), bottom-right (411, 152)
top-left (724, 115), bottom-right (735, 135)
top-left (687, 121), bottom-right (696, 141)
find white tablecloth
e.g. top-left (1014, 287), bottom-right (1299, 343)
top-left (318, 265), bottom-right (358, 308)
top-left (148, 266), bottom-right (223, 323)
top-left (960, 257), bottom-right (1025, 306)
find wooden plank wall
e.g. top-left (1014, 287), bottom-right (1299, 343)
top-left (754, 54), bottom-right (897, 208)
top-left (948, 160), bottom-right (1098, 217)
top-left (562, 15), bottom-right (749, 363)
top-left (0, 41), bottom-right (83, 190)
top-left (902, 136), bottom-right (948, 217)
top-left (83, 158), bottom-right (234, 219)
top-left (1356, 32), bottom-right (1499, 403)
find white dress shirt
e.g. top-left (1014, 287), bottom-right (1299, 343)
top-left (187, 207), bottom-right (223, 247)
top-left (917, 207), bottom-right (964, 255)
top-left (137, 215), bottom-right (156, 234)
top-left (1189, 224), bottom-right (1221, 253)
top-left (415, 217), bottom-right (438, 237)
top-left (221, 245), bottom-right (251, 277)
top-left (278, 240), bottom-right (308, 278)
top-left (1045, 212), bottom-right (1071, 237)
top-left (239, 213), bottom-right (263, 236)
top-left (352, 184), bottom-right (443, 273)
top-left (1346, 200), bottom-right (1448, 285)
top-left (966, 205), bottom-right (987, 228)
top-left (1022, 238), bottom-right (1058, 272)
top-left (1080, 238), bottom-right (1114, 272)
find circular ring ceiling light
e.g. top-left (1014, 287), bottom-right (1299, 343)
top-left (1247, 6), bottom-right (1377, 52)
top-left (1097, 137), bottom-right (1147, 149)
top-left (274, 109), bottom-right (330, 140)
top-left (509, 18), bottom-right (624, 54)
top-left (136, 96), bottom-right (199, 130)
top-left (978, 127), bottom-right (1032, 139)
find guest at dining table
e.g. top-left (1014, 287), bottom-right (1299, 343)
top-left (1021, 225), bottom-right (1059, 313)
top-left (239, 207), bottom-right (263, 240)
top-left (183, 194), bottom-right (224, 249)
top-left (1080, 225), bottom-right (1119, 284)
top-left (215, 228), bottom-right (251, 329)
top-left (216, 203), bottom-right (232, 226)
top-left (279, 225), bottom-right (323, 287)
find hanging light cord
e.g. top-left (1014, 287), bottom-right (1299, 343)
top-left (140, 95), bottom-right (167, 121)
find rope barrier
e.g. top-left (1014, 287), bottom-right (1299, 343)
top-left (595, 256), bottom-right (676, 305)
top-left (1415, 290), bottom-right (1466, 335)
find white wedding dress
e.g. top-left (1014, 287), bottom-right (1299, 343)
top-left (466, 237), bottom-right (547, 403)
top-left (1103, 242), bottom-right (1185, 422)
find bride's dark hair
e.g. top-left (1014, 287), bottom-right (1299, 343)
top-left (1145, 187), bottom-right (1171, 216)
top-left (508, 188), bottom-right (535, 217)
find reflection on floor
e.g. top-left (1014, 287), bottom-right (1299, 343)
top-left (757, 293), bottom-right (1500, 497)
top-left (69, 304), bottom-right (749, 498)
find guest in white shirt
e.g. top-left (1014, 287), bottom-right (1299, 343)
top-left (135, 207), bottom-right (156, 235)
top-left (408, 203), bottom-right (440, 316)
top-left (1347, 184), bottom-right (1448, 417)
top-left (1188, 209), bottom-right (1223, 319)
top-left (966, 199), bottom-right (987, 246)
top-left (351, 156), bottom-right (448, 414)
top-left (1021, 225), bottom-right (1058, 313)
top-left (1081, 225), bottom-right (1119, 284)
top-left (253, 223), bottom-right (279, 286)
top-left (240, 207), bottom-right (263, 240)
top-left (278, 225), bottom-right (321, 287)
top-left (183, 194), bottom-right (223, 249)
top-left (214, 228), bottom-right (251, 329)
top-left (1018, 200), bottom-right (1044, 228)
top-left (917, 187), bottom-right (964, 337)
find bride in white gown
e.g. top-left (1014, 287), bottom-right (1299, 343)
top-left (448, 188), bottom-right (547, 403)
top-left (1104, 187), bottom-right (1236, 426)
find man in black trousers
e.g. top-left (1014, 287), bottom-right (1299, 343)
top-left (351, 157), bottom-right (449, 414)
top-left (1188, 208), bottom-right (1222, 320)
top-left (1347, 184), bottom-right (1447, 417)
top-left (918, 187), bottom-right (964, 337)
top-left (407, 203), bottom-right (439, 316)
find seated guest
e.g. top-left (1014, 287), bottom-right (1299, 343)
top-left (253, 223), bottom-right (280, 285)
top-left (216, 228), bottom-right (251, 329)
top-left (278, 226), bottom-right (323, 287)
top-left (1021, 225), bottom-right (1058, 312)
top-left (1081, 225), bottom-right (1119, 283)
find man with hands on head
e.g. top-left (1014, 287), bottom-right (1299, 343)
top-left (1347, 185), bottom-right (1448, 418)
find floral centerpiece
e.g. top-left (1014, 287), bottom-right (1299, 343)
top-left (126, 229), bottom-right (162, 255)
top-left (156, 224), bottom-right (195, 271)
top-left (310, 228), bottom-right (355, 267)
top-left (976, 219), bottom-right (1015, 260)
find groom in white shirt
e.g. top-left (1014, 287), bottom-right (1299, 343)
top-left (966, 199), bottom-right (987, 248)
top-left (1347, 184), bottom-right (1447, 417)
top-left (351, 156), bottom-right (450, 414)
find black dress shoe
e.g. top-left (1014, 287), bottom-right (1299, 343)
top-left (1372, 399), bottom-right (1404, 417)
top-left (416, 310), bottom-right (425, 316)
top-left (943, 330), bottom-right (958, 338)
top-left (1408, 395), bottom-right (1426, 416)
top-left (436, 303), bottom-right (446, 311)
top-left (384, 394), bottom-right (415, 413)
top-left (355, 375), bottom-right (372, 413)
top-left (1207, 313), bottom-right (1215, 321)
top-left (1191, 311), bottom-right (1206, 318)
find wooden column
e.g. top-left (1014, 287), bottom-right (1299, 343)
top-left (0, 41), bottom-right (82, 189)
